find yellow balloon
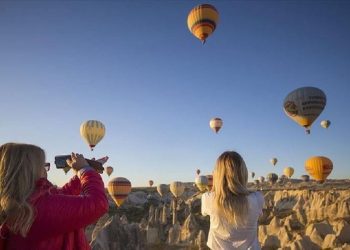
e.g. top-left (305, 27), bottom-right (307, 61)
top-left (283, 167), bottom-right (294, 178)
top-left (107, 177), bottom-right (132, 207)
top-left (209, 118), bottom-right (223, 133)
top-left (195, 175), bottom-right (208, 192)
top-left (80, 120), bottom-right (106, 151)
top-left (187, 4), bottom-right (219, 44)
top-left (283, 87), bottom-right (326, 134)
top-left (321, 120), bottom-right (331, 129)
top-left (305, 156), bottom-right (333, 182)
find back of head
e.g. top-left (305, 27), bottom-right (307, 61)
top-left (0, 143), bottom-right (45, 237)
top-left (212, 151), bottom-right (250, 226)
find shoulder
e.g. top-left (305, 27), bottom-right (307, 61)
top-left (249, 191), bottom-right (264, 206)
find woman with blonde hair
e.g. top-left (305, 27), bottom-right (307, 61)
top-left (201, 151), bottom-right (264, 250)
top-left (0, 143), bottom-right (108, 250)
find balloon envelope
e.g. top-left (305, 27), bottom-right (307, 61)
top-left (301, 175), bottom-right (310, 182)
top-left (270, 158), bottom-right (278, 166)
top-left (267, 173), bottom-right (278, 184)
top-left (80, 120), bottom-right (106, 150)
top-left (259, 176), bottom-right (265, 183)
top-left (209, 118), bottom-right (223, 133)
top-left (283, 167), bottom-right (294, 178)
top-left (170, 181), bottom-right (185, 198)
top-left (251, 172), bottom-right (255, 179)
top-left (283, 87), bottom-right (326, 134)
top-left (157, 184), bottom-right (169, 197)
top-left (321, 120), bottom-right (331, 129)
top-left (187, 4), bottom-right (219, 43)
top-left (107, 177), bottom-right (132, 207)
top-left (196, 169), bottom-right (201, 175)
top-left (149, 180), bottom-right (154, 187)
top-left (105, 166), bottom-right (113, 177)
top-left (305, 156), bottom-right (333, 182)
top-left (195, 175), bottom-right (208, 192)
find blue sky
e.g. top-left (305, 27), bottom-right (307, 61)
top-left (0, 1), bottom-right (349, 187)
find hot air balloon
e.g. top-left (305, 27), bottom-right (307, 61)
top-left (187, 4), bottom-right (219, 44)
top-left (149, 180), bottom-right (154, 187)
top-left (254, 180), bottom-right (260, 185)
top-left (107, 177), bottom-right (132, 207)
top-left (259, 176), bottom-right (265, 183)
top-left (270, 158), bottom-right (278, 166)
top-left (196, 169), bottom-right (201, 175)
top-left (301, 175), bottom-right (310, 182)
top-left (80, 120), bottom-right (106, 151)
top-left (209, 118), bottom-right (223, 133)
top-left (195, 175), bottom-right (209, 192)
top-left (63, 166), bottom-right (70, 175)
top-left (321, 120), bottom-right (331, 129)
top-left (157, 184), bottom-right (169, 197)
top-left (170, 181), bottom-right (185, 198)
top-left (283, 167), bottom-right (294, 178)
top-left (206, 174), bottom-right (213, 191)
top-left (305, 156), bottom-right (333, 183)
top-left (283, 87), bottom-right (326, 134)
top-left (105, 166), bottom-right (113, 177)
top-left (251, 172), bottom-right (255, 179)
top-left (267, 173), bottom-right (278, 184)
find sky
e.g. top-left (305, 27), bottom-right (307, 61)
top-left (0, 1), bottom-right (349, 187)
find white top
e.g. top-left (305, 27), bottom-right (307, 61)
top-left (201, 191), bottom-right (264, 250)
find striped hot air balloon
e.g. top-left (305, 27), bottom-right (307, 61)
top-left (107, 177), bottom-right (132, 207)
top-left (206, 174), bottom-right (213, 190)
top-left (209, 118), bottom-right (223, 133)
top-left (305, 156), bottom-right (333, 183)
top-left (170, 181), bottom-right (185, 198)
top-left (283, 167), bottom-right (294, 178)
top-left (105, 166), bottom-right (113, 177)
top-left (195, 175), bottom-right (209, 192)
top-left (187, 4), bottom-right (219, 44)
top-left (80, 120), bottom-right (106, 151)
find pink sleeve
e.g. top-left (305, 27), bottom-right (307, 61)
top-left (28, 170), bottom-right (108, 241)
top-left (56, 176), bottom-right (81, 195)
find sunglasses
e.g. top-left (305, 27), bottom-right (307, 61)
top-left (44, 163), bottom-right (50, 171)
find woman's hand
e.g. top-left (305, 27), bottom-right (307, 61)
top-left (66, 153), bottom-right (89, 172)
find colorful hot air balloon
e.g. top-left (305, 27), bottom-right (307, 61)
top-left (321, 120), bottom-right (331, 129)
top-left (80, 120), bottom-right (106, 151)
top-left (63, 166), bottom-right (70, 175)
top-left (196, 169), bottom-right (201, 175)
top-left (267, 173), bottom-right (278, 184)
top-left (107, 177), bottom-right (132, 207)
top-left (283, 167), bottom-right (294, 178)
top-left (195, 175), bottom-right (209, 192)
top-left (157, 184), bottom-right (169, 197)
top-left (270, 158), bottom-right (278, 166)
top-left (305, 156), bottom-right (333, 183)
top-left (105, 166), bottom-right (113, 177)
top-left (259, 176), bottom-right (265, 183)
top-left (149, 180), bottom-right (154, 187)
top-left (170, 181), bottom-right (185, 198)
top-left (209, 118), bottom-right (223, 133)
top-left (283, 87), bottom-right (326, 134)
top-left (206, 174), bottom-right (213, 191)
top-left (187, 4), bottom-right (219, 44)
top-left (301, 175), bottom-right (310, 182)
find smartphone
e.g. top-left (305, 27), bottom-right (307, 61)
top-left (54, 155), bottom-right (104, 172)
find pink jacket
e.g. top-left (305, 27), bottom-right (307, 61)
top-left (0, 170), bottom-right (108, 250)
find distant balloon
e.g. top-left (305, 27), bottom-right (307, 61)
top-left (209, 118), bottom-right (223, 133)
top-left (170, 181), bottom-right (185, 198)
top-left (63, 166), bottom-right (70, 175)
top-left (206, 174), bottom-right (213, 191)
top-left (321, 120), bottom-right (331, 129)
top-left (157, 184), bottom-right (169, 197)
top-left (251, 172), bottom-right (255, 179)
top-left (270, 158), bottom-right (278, 166)
top-left (195, 175), bottom-right (209, 192)
top-left (305, 156), bottom-right (333, 182)
top-left (283, 87), bottom-right (326, 134)
top-left (107, 177), bottom-right (132, 207)
top-left (283, 167), bottom-right (294, 178)
top-left (259, 176), bottom-right (265, 183)
top-left (149, 180), bottom-right (154, 187)
top-left (187, 4), bottom-right (219, 44)
top-left (80, 120), bottom-right (106, 150)
top-left (267, 173), bottom-right (278, 184)
top-left (301, 175), bottom-right (310, 182)
top-left (196, 169), bottom-right (201, 175)
top-left (105, 166), bottom-right (113, 177)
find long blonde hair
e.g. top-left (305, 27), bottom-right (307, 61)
top-left (0, 143), bottom-right (45, 237)
top-left (212, 151), bottom-right (250, 226)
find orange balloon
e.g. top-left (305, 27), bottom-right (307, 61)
top-left (305, 156), bottom-right (333, 182)
top-left (107, 177), bottom-right (132, 206)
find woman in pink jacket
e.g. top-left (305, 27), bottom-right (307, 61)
top-left (0, 143), bottom-right (109, 250)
